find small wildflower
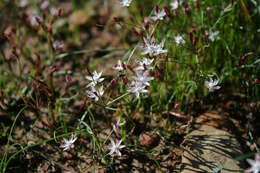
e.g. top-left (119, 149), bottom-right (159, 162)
top-left (30, 15), bottom-right (42, 27)
top-left (18, 0), bottom-right (29, 7)
top-left (151, 9), bottom-right (166, 21)
top-left (41, 0), bottom-right (49, 10)
top-left (107, 139), bottom-right (125, 157)
top-left (245, 154), bottom-right (260, 173)
top-left (170, 0), bottom-right (183, 10)
top-left (135, 58), bottom-right (154, 71)
top-left (132, 70), bottom-right (154, 87)
top-left (208, 31), bottom-right (220, 41)
top-left (127, 82), bottom-right (148, 98)
top-left (50, 7), bottom-right (58, 16)
top-left (204, 77), bottom-right (221, 92)
top-left (85, 70), bottom-right (104, 87)
top-left (174, 34), bottom-right (185, 45)
top-left (113, 117), bottom-right (126, 133)
top-left (86, 86), bottom-right (104, 102)
top-left (141, 37), bottom-right (167, 56)
top-left (119, 0), bottom-right (132, 7)
top-left (53, 40), bottom-right (64, 51)
top-left (60, 134), bottom-right (77, 151)
top-left (113, 60), bottom-right (125, 71)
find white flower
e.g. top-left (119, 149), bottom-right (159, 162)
top-left (60, 134), bottom-right (77, 151)
top-left (19, 0), bottom-right (29, 7)
top-left (151, 9), bottom-right (166, 21)
top-left (52, 41), bottom-right (64, 51)
top-left (119, 0), bottom-right (132, 7)
top-left (141, 37), bottom-right (167, 56)
top-left (86, 86), bottom-right (104, 102)
top-left (170, 0), bottom-right (183, 10)
top-left (204, 77), bottom-right (221, 92)
top-left (127, 82), bottom-right (148, 98)
top-left (41, 1), bottom-right (49, 10)
top-left (85, 70), bottom-right (104, 87)
top-left (50, 7), bottom-right (58, 16)
top-left (245, 154), bottom-right (260, 173)
top-left (174, 34), bottom-right (185, 45)
top-left (113, 117), bottom-right (126, 133)
top-left (135, 58), bottom-right (154, 71)
top-left (133, 70), bottom-right (154, 87)
top-left (30, 15), bottom-right (42, 27)
top-left (107, 139), bottom-right (125, 156)
top-left (208, 31), bottom-right (220, 41)
top-left (113, 60), bottom-right (125, 71)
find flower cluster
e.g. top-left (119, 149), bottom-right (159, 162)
top-left (85, 70), bottom-right (105, 102)
top-left (140, 37), bottom-right (167, 57)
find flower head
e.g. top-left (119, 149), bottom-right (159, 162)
top-left (170, 0), bottom-right (183, 10)
top-left (86, 86), bottom-right (104, 102)
top-left (113, 60), bottom-right (125, 71)
top-left (53, 41), bottom-right (64, 51)
top-left (174, 34), bottom-right (185, 45)
top-left (113, 117), bottom-right (126, 133)
top-left (132, 70), bottom-right (154, 87)
top-left (141, 37), bottom-right (167, 56)
top-left (245, 154), bottom-right (260, 173)
top-left (151, 9), bottom-right (166, 21)
top-left (127, 82), bottom-right (148, 98)
top-left (107, 139), bottom-right (125, 157)
top-left (208, 31), bottom-right (220, 41)
top-left (119, 0), bottom-right (132, 7)
top-left (30, 15), bottom-right (42, 27)
top-left (204, 77), bottom-right (221, 92)
top-left (19, 0), bottom-right (29, 7)
top-left (60, 134), bottom-right (77, 151)
top-left (85, 70), bottom-right (104, 87)
top-left (135, 58), bottom-right (154, 71)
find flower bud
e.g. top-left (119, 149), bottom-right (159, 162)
top-left (65, 74), bottom-right (72, 84)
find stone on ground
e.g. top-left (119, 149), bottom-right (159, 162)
top-left (181, 125), bottom-right (244, 173)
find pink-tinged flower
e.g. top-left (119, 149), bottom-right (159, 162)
top-left (85, 70), bottom-right (104, 87)
top-left (170, 0), bottom-right (183, 10)
top-left (135, 58), bottom-right (154, 71)
top-left (86, 86), bottom-right (104, 102)
top-left (113, 117), bottom-right (126, 134)
top-left (245, 154), bottom-right (260, 173)
top-left (151, 9), bottom-right (166, 21)
top-left (127, 82), bottom-right (148, 98)
top-left (132, 70), bottom-right (154, 87)
top-left (113, 60), bottom-right (125, 71)
top-left (30, 14), bottom-right (42, 27)
top-left (53, 41), bottom-right (64, 51)
top-left (141, 37), bottom-right (167, 56)
top-left (19, 0), bottom-right (29, 7)
top-left (41, 1), bottom-right (49, 10)
top-left (50, 7), bottom-right (58, 16)
top-left (174, 34), bottom-right (185, 45)
top-left (208, 31), bottom-right (220, 41)
top-left (60, 134), bottom-right (77, 151)
top-left (119, 0), bottom-right (132, 7)
top-left (204, 77), bottom-right (221, 92)
top-left (107, 139), bottom-right (126, 156)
